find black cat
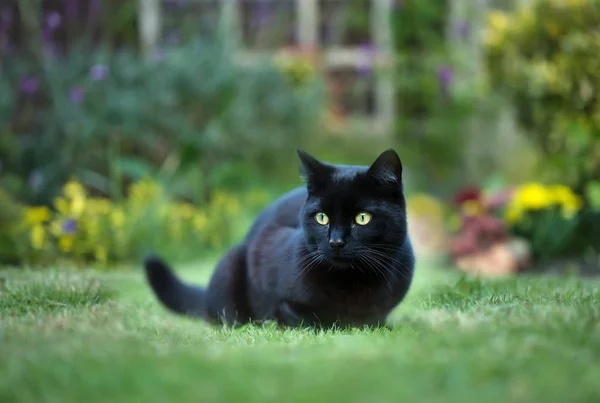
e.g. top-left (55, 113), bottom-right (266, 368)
top-left (144, 149), bottom-right (415, 328)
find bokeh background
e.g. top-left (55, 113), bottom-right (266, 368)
top-left (1, 0), bottom-right (599, 276)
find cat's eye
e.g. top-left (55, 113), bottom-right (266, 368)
top-left (314, 212), bottom-right (329, 225)
top-left (355, 212), bottom-right (372, 226)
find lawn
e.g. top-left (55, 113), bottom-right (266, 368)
top-left (1, 259), bottom-right (599, 403)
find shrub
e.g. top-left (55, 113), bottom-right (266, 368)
top-left (504, 183), bottom-right (584, 261)
top-left (484, 0), bottom-right (600, 193)
top-left (391, 1), bottom-right (487, 195)
top-left (0, 188), bottom-right (25, 264)
top-left (0, 37), bottom-right (324, 206)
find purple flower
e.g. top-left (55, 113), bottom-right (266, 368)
top-left (46, 11), bottom-right (62, 31)
top-left (454, 21), bottom-right (470, 39)
top-left (69, 87), bottom-right (85, 103)
top-left (19, 76), bottom-right (39, 95)
top-left (90, 64), bottom-right (109, 81)
top-left (62, 219), bottom-right (78, 234)
top-left (438, 66), bottom-right (454, 84)
top-left (251, 0), bottom-right (271, 29)
top-left (438, 65), bottom-right (454, 97)
top-left (358, 42), bottom-right (375, 77)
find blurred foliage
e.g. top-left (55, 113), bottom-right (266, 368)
top-left (391, 1), bottom-right (486, 196)
top-left (0, 188), bottom-right (25, 264)
top-left (10, 178), bottom-right (271, 267)
top-left (485, 0), bottom-right (600, 193)
top-left (0, 2), bottom-right (324, 207)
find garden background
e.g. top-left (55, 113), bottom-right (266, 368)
top-left (1, 0), bottom-right (598, 274)
top-left (1, 1), bottom-right (600, 402)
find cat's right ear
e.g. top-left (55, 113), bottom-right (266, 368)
top-left (296, 148), bottom-right (329, 183)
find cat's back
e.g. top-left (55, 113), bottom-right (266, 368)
top-left (244, 186), bottom-right (307, 241)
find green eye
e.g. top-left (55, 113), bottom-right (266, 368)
top-left (315, 212), bottom-right (329, 225)
top-left (355, 212), bottom-right (372, 225)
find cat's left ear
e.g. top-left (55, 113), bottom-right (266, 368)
top-left (296, 148), bottom-right (330, 182)
top-left (367, 149), bottom-right (403, 184)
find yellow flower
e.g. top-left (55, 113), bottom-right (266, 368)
top-left (129, 179), bottom-right (162, 202)
top-left (58, 236), bottom-right (75, 253)
top-left (63, 180), bottom-right (86, 199)
top-left (547, 184), bottom-right (583, 218)
top-left (548, 184), bottom-right (581, 205)
top-left (505, 205), bottom-right (523, 224)
top-left (111, 208), bottom-right (125, 228)
top-left (70, 194), bottom-right (86, 217)
top-left (25, 206), bottom-right (51, 225)
top-left (54, 180), bottom-right (87, 217)
top-left (54, 197), bottom-right (70, 215)
top-left (461, 200), bottom-right (484, 217)
top-left (87, 198), bottom-right (112, 215)
top-left (488, 11), bottom-right (509, 33)
top-left (30, 225), bottom-right (46, 249)
top-left (50, 220), bottom-right (63, 236)
top-left (512, 183), bottom-right (553, 210)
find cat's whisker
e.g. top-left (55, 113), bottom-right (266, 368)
top-left (356, 254), bottom-right (392, 292)
top-left (285, 252), bottom-right (325, 299)
top-left (357, 247), bottom-right (412, 282)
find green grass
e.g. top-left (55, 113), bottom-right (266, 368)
top-left (1, 260), bottom-right (599, 403)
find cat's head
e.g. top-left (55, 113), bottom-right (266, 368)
top-left (297, 148), bottom-right (407, 267)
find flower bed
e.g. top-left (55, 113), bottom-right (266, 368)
top-left (408, 181), bottom-right (600, 277)
top-left (9, 179), bottom-right (268, 269)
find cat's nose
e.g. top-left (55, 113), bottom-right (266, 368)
top-left (328, 238), bottom-right (345, 250)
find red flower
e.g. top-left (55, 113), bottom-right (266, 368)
top-left (453, 186), bottom-right (481, 206)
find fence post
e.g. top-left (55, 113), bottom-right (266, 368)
top-left (138, 0), bottom-right (162, 58)
top-left (219, 0), bottom-right (241, 50)
top-left (297, 0), bottom-right (318, 48)
top-left (372, 0), bottom-right (395, 137)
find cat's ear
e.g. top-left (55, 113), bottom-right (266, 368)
top-left (367, 149), bottom-right (403, 184)
top-left (296, 148), bottom-right (330, 182)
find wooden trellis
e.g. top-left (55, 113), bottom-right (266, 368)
top-left (138, 0), bottom-right (395, 137)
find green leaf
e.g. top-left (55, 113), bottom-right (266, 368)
top-left (586, 181), bottom-right (600, 211)
top-left (118, 157), bottom-right (154, 181)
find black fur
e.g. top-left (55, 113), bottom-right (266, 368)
top-left (144, 149), bottom-right (415, 328)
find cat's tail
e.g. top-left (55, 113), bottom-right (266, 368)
top-left (143, 254), bottom-right (209, 319)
